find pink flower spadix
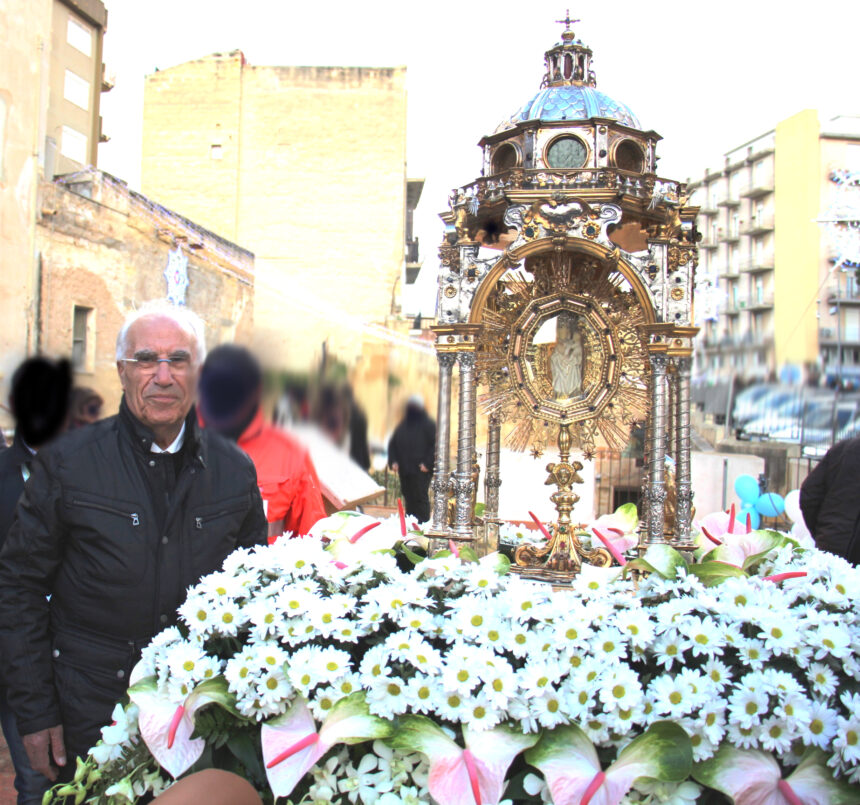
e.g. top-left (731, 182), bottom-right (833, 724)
top-left (777, 779), bottom-right (804, 805)
top-left (448, 539), bottom-right (461, 558)
top-left (592, 528), bottom-right (627, 566)
top-left (391, 716), bottom-right (539, 805)
top-left (397, 498), bottom-right (407, 536)
top-left (266, 732), bottom-right (319, 769)
top-left (526, 721), bottom-right (691, 805)
top-left (262, 693), bottom-right (392, 799)
top-left (462, 749), bottom-right (482, 805)
top-left (166, 705), bottom-right (185, 750)
top-left (764, 571), bottom-right (807, 583)
top-left (348, 520), bottom-right (381, 544)
top-left (582, 771), bottom-right (607, 805)
top-left (692, 744), bottom-right (854, 805)
top-left (528, 511), bottom-right (553, 541)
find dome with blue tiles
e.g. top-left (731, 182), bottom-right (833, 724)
top-left (494, 19), bottom-right (640, 134)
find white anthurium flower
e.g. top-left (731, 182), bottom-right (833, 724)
top-left (127, 675), bottom-right (237, 779)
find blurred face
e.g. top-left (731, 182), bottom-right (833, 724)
top-left (117, 314), bottom-right (199, 438)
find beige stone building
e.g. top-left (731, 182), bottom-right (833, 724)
top-left (36, 169), bottom-right (255, 417)
top-left (0, 0), bottom-right (109, 427)
top-left (140, 52), bottom-right (423, 439)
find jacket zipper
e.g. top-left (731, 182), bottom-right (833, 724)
top-left (195, 505), bottom-right (245, 529)
top-left (71, 498), bottom-right (140, 527)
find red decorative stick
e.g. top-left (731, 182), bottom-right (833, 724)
top-left (448, 539), bottom-right (460, 558)
top-left (701, 526), bottom-right (722, 545)
top-left (777, 779), bottom-right (804, 805)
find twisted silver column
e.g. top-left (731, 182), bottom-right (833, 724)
top-left (674, 357), bottom-right (694, 544)
top-left (453, 351), bottom-right (477, 539)
top-left (429, 353), bottom-right (456, 533)
top-left (484, 414), bottom-right (502, 520)
top-left (644, 353), bottom-right (669, 545)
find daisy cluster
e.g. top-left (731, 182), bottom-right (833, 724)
top-left (76, 520), bottom-right (859, 804)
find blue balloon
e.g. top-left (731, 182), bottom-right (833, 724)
top-left (755, 492), bottom-right (785, 518)
top-left (740, 503), bottom-right (761, 530)
top-left (734, 474), bottom-right (761, 504)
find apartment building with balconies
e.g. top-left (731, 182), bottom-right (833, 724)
top-left (690, 110), bottom-right (860, 385)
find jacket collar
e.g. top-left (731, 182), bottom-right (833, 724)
top-left (119, 396), bottom-right (206, 467)
top-left (237, 408), bottom-right (265, 447)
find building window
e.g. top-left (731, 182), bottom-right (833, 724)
top-left (72, 306), bottom-right (92, 370)
top-left (61, 126), bottom-right (88, 164)
top-left (66, 16), bottom-right (92, 56)
top-left (64, 70), bottom-right (90, 111)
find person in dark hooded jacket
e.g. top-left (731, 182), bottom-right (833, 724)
top-left (0, 358), bottom-right (72, 805)
top-left (388, 395), bottom-right (436, 523)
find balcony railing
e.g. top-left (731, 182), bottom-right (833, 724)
top-left (700, 237), bottom-right (720, 250)
top-left (748, 293), bottom-right (774, 311)
top-left (740, 255), bottom-right (775, 273)
top-left (719, 231), bottom-right (741, 244)
top-left (717, 195), bottom-right (741, 208)
top-left (740, 179), bottom-right (775, 198)
top-left (740, 216), bottom-right (774, 235)
top-left (720, 265), bottom-right (741, 279)
top-left (827, 287), bottom-right (860, 304)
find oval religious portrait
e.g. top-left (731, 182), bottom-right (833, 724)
top-left (528, 311), bottom-right (595, 403)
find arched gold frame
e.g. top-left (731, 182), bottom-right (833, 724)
top-left (468, 238), bottom-right (657, 326)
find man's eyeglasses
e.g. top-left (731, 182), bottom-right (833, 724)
top-left (119, 352), bottom-right (192, 374)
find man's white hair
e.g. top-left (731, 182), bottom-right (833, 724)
top-left (115, 300), bottom-right (207, 364)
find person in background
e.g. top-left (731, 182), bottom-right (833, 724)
top-left (799, 437), bottom-right (860, 565)
top-left (0, 302), bottom-right (267, 794)
top-left (66, 387), bottom-right (103, 430)
top-left (0, 357), bottom-right (72, 805)
top-left (345, 386), bottom-right (371, 471)
top-left (388, 394), bottom-right (436, 523)
top-left (198, 344), bottom-right (326, 542)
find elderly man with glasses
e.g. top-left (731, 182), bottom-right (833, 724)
top-left (0, 301), bottom-right (267, 797)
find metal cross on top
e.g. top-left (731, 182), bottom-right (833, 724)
top-left (555, 9), bottom-right (580, 31)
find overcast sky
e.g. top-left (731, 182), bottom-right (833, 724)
top-left (98, 0), bottom-right (860, 309)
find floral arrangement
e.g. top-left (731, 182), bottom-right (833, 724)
top-left (46, 508), bottom-right (860, 805)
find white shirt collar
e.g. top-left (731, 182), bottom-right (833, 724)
top-left (150, 422), bottom-right (186, 454)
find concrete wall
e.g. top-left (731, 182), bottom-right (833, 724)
top-left (0, 0), bottom-right (52, 429)
top-left (141, 53), bottom-right (409, 374)
top-left (36, 170), bottom-right (254, 417)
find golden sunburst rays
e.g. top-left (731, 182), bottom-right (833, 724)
top-left (476, 251), bottom-right (650, 458)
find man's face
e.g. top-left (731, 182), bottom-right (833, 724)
top-left (117, 314), bottom-right (199, 433)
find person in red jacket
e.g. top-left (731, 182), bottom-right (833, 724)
top-left (198, 345), bottom-right (326, 542)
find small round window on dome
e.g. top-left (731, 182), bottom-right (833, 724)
top-left (546, 136), bottom-right (587, 169)
top-left (614, 140), bottom-right (644, 173)
top-left (492, 143), bottom-right (518, 174)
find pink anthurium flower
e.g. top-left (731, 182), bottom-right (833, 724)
top-left (261, 693), bottom-right (392, 799)
top-left (707, 529), bottom-right (787, 570)
top-left (312, 511), bottom-right (419, 562)
top-left (695, 505), bottom-right (749, 546)
top-left (587, 504), bottom-right (640, 559)
top-left (525, 721), bottom-right (691, 805)
top-left (128, 675), bottom-right (237, 779)
top-left (391, 715), bottom-right (539, 805)
top-left (693, 745), bottom-right (857, 805)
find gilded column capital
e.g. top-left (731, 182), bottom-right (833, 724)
top-left (457, 351), bottom-right (477, 370)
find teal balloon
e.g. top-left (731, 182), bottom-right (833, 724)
top-left (755, 492), bottom-right (785, 518)
top-left (740, 503), bottom-right (761, 530)
top-left (734, 474), bottom-right (761, 504)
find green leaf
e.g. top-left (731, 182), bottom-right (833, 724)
top-left (226, 732), bottom-right (266, 785)
top-left (688, 561), bottom-right (749, 587)
top-left (614, 502), bottom-right (639, 530)
top-left (474, 502), bottom-right (486, 517)
top-left (623, 544), bottom-right (687, 580)
top-left (318, 692), bottom-right (393, 746)
top-left (458, 546), bottom-right (480, 564)
top-left (388, 714), bottom-right (456, 758)
top-left (397, 541), bottom-right (425, 566)
top-left (612, 721), bottom-right (692, 786)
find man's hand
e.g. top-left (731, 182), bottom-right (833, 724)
top-left (22, 725), bottom-right (66, 781)
top-left (419, 463), bottom-right (430, 473)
